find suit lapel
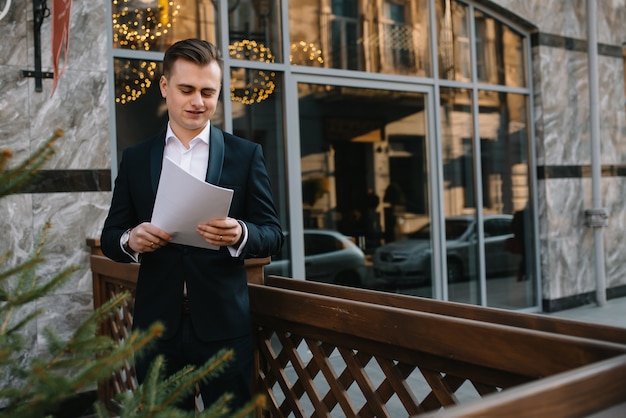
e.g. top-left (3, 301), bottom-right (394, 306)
top-left (150, 132), bottom-right (166, 194)
top-left (207, 125), bottom-right (225, 184)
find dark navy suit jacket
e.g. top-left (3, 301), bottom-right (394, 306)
top-left (100, 125), bottom-right (283, 341)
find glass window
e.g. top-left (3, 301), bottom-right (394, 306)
top-left (113, 59), bottom-right (222, 161)
top-left (111, 0), bottom-right (221, 158)
top-left (474, 9), bottom-right (526, 87)
top-left (108, 0), bottom-right (536, 309)
top-left (296, 82), bottom-right (432, 294)
top-left (288, 0), bottom-right (431, 76)
top-left (114, 59), bottom-right (165, 160)
top-left (112, 0), bottom-right (219, 51)
top-left (478, 91), bottom-right (535, 308)
top-left (436, 0), bottom-right (471, 81)
top-left (439, 87), bottom-right (480, 302)
top-left (304, 232), bottom-right (343, 255)
top-left (230, 68), bottom-right (289, 248)
top-left (228, 0), bottom-right (283, 63)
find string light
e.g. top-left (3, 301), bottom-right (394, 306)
top-left (229, 40), bottom-right (276, 105)
top-left (115, 59), bottom-right (158, 105)
top-left (112, 0), bottom-right (180, 51)
top-left (112, 0), bottom-right (179, 104)
top-left (290, 41), bottom-right (324, 66)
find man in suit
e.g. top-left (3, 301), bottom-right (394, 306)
top-left (100, 38), bottom-right (284, 412)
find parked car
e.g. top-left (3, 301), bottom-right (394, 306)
top-left (265, 229), bottom-right (367, 287)
top-left (372, 214), bottom-right (521, 286)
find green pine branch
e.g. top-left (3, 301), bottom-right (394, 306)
top-left (0, 129), bottom-right (61, 197)
top-left (0, 133), bottom-right (266, 417)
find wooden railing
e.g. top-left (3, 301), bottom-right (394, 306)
top-left (88, 239), bottom-right (626, 417)
top-left (87, 238), bottom-right (268, 408)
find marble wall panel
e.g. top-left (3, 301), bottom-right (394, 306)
top-left (540, 178), bottom-right (594, 299)
top-left (537, 47), bottom-right (591, 166)
top-left (596, 0), bottom-right (626, 45)
top-left (36, 292), bottom-right (95, 359)
top-left (2, 1), bottom-right (112, 379)
top-left (492, 0), bottom-right (586, 38)
top-left (0, 302), bottom-right (38, 398)
top-left (0, 67), bottom-right (31, 164)
top-left (0, 195), bottom-right (38, 397)
top-left (493, 0), bottom-right (626, 45)
top-left (0, 194), bottom-right (34, 268)
top-left (540, 175), bottom-right (626, 300)
top-left (0, 0), bottom-right (27, 67)
top-left (28, 69), bottom-right (110, 169)
top-left (543, 178), bottom-right (587, 240)
top-left (598, 55), bottom-right (626, 164)
top-left (542, 234), bottom-right (595, 300)
top-left (32, 192), bottom-right (112, 296)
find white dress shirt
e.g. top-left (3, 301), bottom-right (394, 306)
top-left (121, 122), bottom-right (247, 259)
top-left (164, 123), bottom-right (210, 181)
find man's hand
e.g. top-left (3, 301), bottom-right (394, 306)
top-left (196, 217), bottom-right (243, 247)
top-left (128, 222), bottom-right (172, 253)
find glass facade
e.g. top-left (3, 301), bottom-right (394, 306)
top-left (112, 0), bottom-right (219, 51)
top-left (288, 0), bottom-right (430, 76)
top-left (109, 0), bottom-right (537, 309)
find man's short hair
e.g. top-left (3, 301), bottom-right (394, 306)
top-left (162, 39), bottom-right (224, 78)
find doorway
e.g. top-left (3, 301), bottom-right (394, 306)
top-left (292, 81), bottom-right (435, 296)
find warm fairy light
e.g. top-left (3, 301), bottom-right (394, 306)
top-left (290, 41), bottom-right (324, 66)
top-left (115, 59), bottom-right (158, 105)
top-left (229, 40), bottom-right (276, 105)
top-left (112, 0), bottom-right (179, 104)
top-left (112, 0), bottom-right (180, 51)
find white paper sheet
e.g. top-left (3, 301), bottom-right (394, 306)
top-left (151, 157), bottom-right (233, 250)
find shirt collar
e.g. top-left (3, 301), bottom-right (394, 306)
top-left (165, 122), bottom-right (211, 146)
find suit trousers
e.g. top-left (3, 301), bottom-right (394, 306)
top-left (134, 314), bottom-right (254, 413)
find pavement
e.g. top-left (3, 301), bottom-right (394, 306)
top-left (546, 296), bottom-right (626, 329)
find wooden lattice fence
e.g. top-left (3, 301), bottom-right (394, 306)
top-left (88, 239), bottom-right (626, 417)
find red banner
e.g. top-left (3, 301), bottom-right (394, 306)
top-left (51, 0), bottom-right (73, 95)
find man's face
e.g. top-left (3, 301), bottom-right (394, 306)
top-left (159, 59), bottom-right (222, 142)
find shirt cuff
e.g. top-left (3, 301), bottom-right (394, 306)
top-left (227, 220), bottom-right (248, 257)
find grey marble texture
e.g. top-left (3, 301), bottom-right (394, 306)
top-left (0, 0), bottom-right (28, 68)
top-left (539, 178), bottom-right (592, 299)
top-left (32, 192), bottom-right (111, 295)
top-left (532, 48), bottom-right (625, 166)
top-left (28, 69), bottom-right (111, 169)
top-left (537, 47), bottom-right (590, 166)
top-left (523, 0), bottom-right (626, 301)
top-left (0, 0), bottom-right (112, 385)
top-left (0, 194), bottom-right (35, 267)
top-left (493, 0), bottom-right (626, 43)
top-left (0, 67), bottom-right (32, 163)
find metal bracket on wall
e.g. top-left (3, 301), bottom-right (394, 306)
top-left (584, 208), bottom-right (609, 228)
top-left (20, 0), bottom-right (53, 92)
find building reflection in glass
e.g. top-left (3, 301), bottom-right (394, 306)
top-left (289, 0), bottom-right (431, 76)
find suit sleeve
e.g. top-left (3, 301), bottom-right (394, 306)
top-left (238, 144), bottom-right (284, 259)
top-left (100, 149), bottom-right (140, 263)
